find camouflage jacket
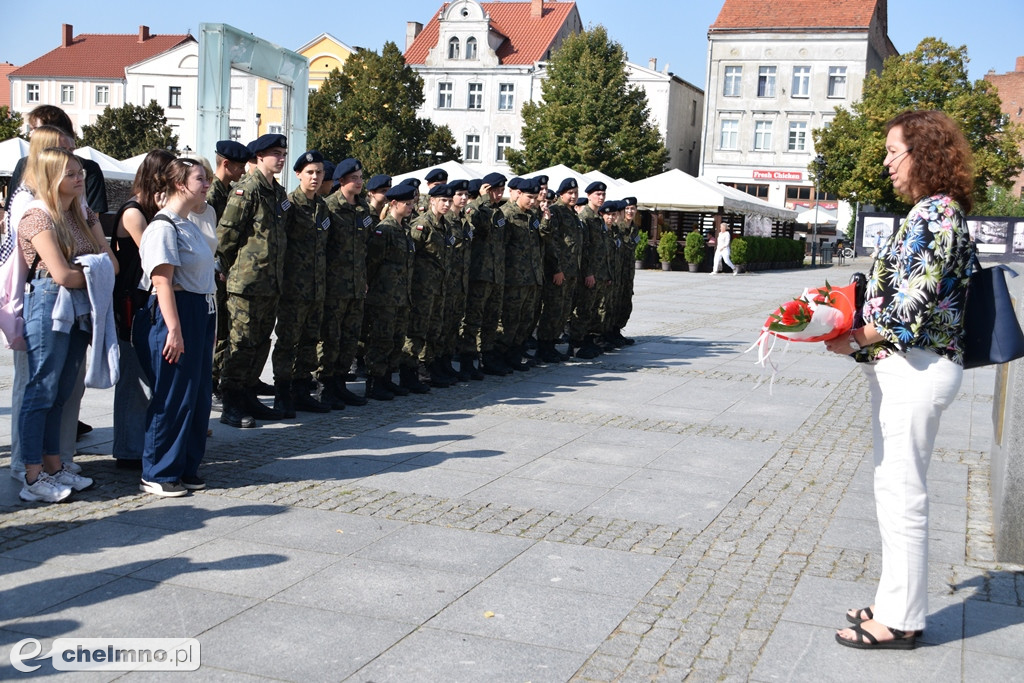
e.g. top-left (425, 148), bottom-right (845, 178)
top-left (577, 205), bottom-right (614, 281)
top-left (280, 188), bottom-right (330, 301)
top-left (445, 208), bottom-right (473, 292)
top-left (365, 214), bottom-right (415, 309)
top-left (216, 169), bottom-right (289, 297)
top-left (206, 175), bottom-right (231, 223)
top-left (500, 203), bottom-right (544, 287)
top-left (544, 200), bottom-right (584, 279)
top-left (466, 197), bottom-right (505, 284)
top-left (408, 210), bottom-right (448, 292)
top-left (324, 192), bottom-right (372, 300)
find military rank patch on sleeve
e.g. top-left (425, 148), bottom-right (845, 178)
top-left (319, 218), bottom-right (331, 230)
top-left (362, 216), bottom-right (372, 227)
top-left (281, 200), bottom-right (292, 211)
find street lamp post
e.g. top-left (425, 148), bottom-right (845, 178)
top-left (812, 154), bottom-right (825, 266)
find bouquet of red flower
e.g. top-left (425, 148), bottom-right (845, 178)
top-left (748, 281), bottom-right (857, 369)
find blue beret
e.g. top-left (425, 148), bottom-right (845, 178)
top-left (467, 179), bottom-right (483, 195)
top-left (321, 160), bottom-right (336, 180)
top-left (247, 133), bottom-right (287, 155)
top-left (216, 140), bottom-right (251, 163)
top-left (386, 184), bottom-right (416, 202)
top-left (424, 168), bottom-right (448, 183)
top-left (545, 189), bottom-right (556, 201)
top-left (507, 177), bottom-right (522, 190)
top-left (519, 179), bottom-right (541, 195)
top-left (398, 177), bottom-right (421, 189)
top-left (482, 172), bottom-right (506, 187)
top-left (556, 178), bottom-right (578, 194)
top-left (585, 181), bottom-right (607, 194)
top-left (428, 183), bottom-right (455, 198)
top-left (446, 179), bottom-right (469, 193)
top-left (532, 175), bottom-right (549, 186)
top-left (292, 150), bottom-right (324, 173)
top-left (333, 158), bottom-right (362, 181)
top-left (623, 196), bottom-right (637, 207)
top-left (599, 201), bottom-right (619, 214)
top-left (575, 197), bottom-right (589, 206)
top-left (366, 174), bottom-right (392, 192)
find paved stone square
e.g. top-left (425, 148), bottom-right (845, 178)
top-left (2, 261), bottom-right (1023, 681)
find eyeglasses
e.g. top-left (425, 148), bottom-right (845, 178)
top-left (63, 169), bottom-right (87, 180)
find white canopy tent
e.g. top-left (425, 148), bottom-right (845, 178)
top-left (74, 147), bottom-right (136, 181)
top-left (0, 137), bottom-right (31, 176)
top-left (391, 160), bottom-right (484, 188)
top-left (794, 206), bottom-right (837, 225)
top-left (615, 168), bottom-right (797, 221)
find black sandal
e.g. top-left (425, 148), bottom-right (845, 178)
top-left (846, 606), bottom-right (873, 624)
top-left (835, 623), bottom-right (918, 650)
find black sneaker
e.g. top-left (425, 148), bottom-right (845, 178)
top-left (181, 476), bottom-right (206, 491)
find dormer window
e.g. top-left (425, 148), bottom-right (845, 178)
top-left (466, 37), bottom-right (478, 60)
top-left (448, 37), bottom-right (460, 60)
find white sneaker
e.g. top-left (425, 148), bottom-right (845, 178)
top-left (140, 479), bottom-right (188, 498)
top-left (10, 468), bottom-right (27, 484)
top-left (63, 461), bottom-right (83, 474)
top-left (20, 472), bottom-right (72, 503)
top-left (51, 466), bottom-right (94, 491)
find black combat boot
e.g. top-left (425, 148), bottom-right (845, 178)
top-left (294, 378), bottom-right (331, 413)
top-left (459, 353), bottom-right (485, 380)
top-left (504, 347), bottom-right (529, 372)
top-left (273, 380), bottom-right (297, 419)
top-left (245, 386), bottom-right (285, 420)
top-left (220, 387), bottom-right (256, 428)
top-left (536, 340), bottom-right (563, 364)
top-left (423, 360), bottom-right (453, 388)
top-left (366, 376), bottom-right (395, 401)
top-left (572, 338), bottom-right (601, 359)
top-left (399, 366), bottom-right (430, 394)
top-left (440, 354), bottom-right (462, 381)
top-left (332, 376), bottom-right (368, 406)
top-left (384, 369), bottom-right (411, 396)
top-left (318, 376), bottom-right (347, 410)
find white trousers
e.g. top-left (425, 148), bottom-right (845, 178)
top-left (861, 348), bottom-right (962, 631)
top-left (712, 247), bottom-right (735, 273)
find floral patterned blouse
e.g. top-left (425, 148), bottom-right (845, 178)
top-left (857, 194), bottom-right (973, 365)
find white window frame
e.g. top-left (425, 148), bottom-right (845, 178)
top-left (719, 119), bottom-right (739, 150)
top-left (466, 37), bottom-right (478, 60)
top-left (465, 134), bottom-right (480, 161)
top-left (495, 134), bottom-right (512, 162)
top-left (498, 83), bottom-right (515, 111)
top-left (60, 84), bottom-right (75, 105)
top-left (467, 82), bottom-right (483, 110)
top-left (791, 66), bottom-right (810, 98)
top-left (437, 82), bottom-right (453, 109)
top-left (268, 124), bottom-right (283, 134)
top-left (757, 66), bottom-right (776, 98)
top-left (448, 37), bottom-right (460, 60)
top-left (788, 121), bottom-right (808, 151)
top-left (723, 66), bottom-right (742, 97)
top-left (95, 85), bottom-right (109, 106)
top-left (753, 120), bottom-right (773, 151)
top-left (229, 126), bottom-right (242, 141)
top-left (26, 83), bottom-right (40, 103)
top-left (828, 66), bottom-right (847, 98)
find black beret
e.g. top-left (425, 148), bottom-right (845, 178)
top-left (467, 179), bottom-right (483, 196)
top-left (447, 179), bottom-right (469, 193)
top-left (216, 140), bottom-right (250, 163)
top-left (507, 177), bottom-right (522, 190)
top-left (333, 158), bottom-right (362, 181)
top-left (599, 201), bottom-right (620, 214)
top-left (424, 168), bottom-right (448, 183)
top-left (386, 184), bottom-right (416, 201)
top-left (247, 133), bottom-right (287, 155)
top-left (292, 150), bottom-right (324, 173)
top-left (532, 175), bottom-right (549, 186)
top-left (366, 174), bottom-right (392, 192)
top-left (519, 179), bottom-right (541, 195)
top-left (545, 189), bottom-right (556, 201)
top-left (585, 181), bottom-right (607, 194)
top-left (556, 178), bottom-right (578, 194)
top-left (428, 183), bottom-right (455, 198)
top-left (575, 197), bottom-right (589, 206)
top-left (482, 172), bottom-right (506, 187)
top-left (321, 160), bottom-right (336, 180)
top-left (398, 177), bottom-right (421, 189)
top-left (623, 197), bottom-right (637, 207)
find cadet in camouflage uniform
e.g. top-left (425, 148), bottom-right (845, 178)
top-left (568, 181), bottom-right (606, 359)
top-left (459, 172), bottom-right (509, 375)
top-left (496, 178), bottom-right (545, 370)
top-left (270, 151), bottom-right (332, 418)
top-left (536, 178), bottom-right (584, 363)
top-left (319, 159), bottom-right (371, 408)
top-left (206, 140), bottom-right (250, 398)
top-left (609, 197), bottom-right (639, 346)
top-left (441, 179), bottom-right (479, 381)
top-left (215, 133), bottom-right (290, 428)
top-left (364, 184), bottom-right (422, 400)
top-left (592, 200), bottom-right (621, 350)
top-left (417, 167), bottom-right (448, 215)
top-left (406, 183), bottom-right (454, 388)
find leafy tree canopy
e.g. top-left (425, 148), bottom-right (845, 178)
top-left (0, 106), bottom-right (25, 142)
top-left (80, 101), bottom-right (178, 159)
top-left (813, 37), bottom-right (1024, 213)
top-left (506, 25), bottom-right (668, 181)
top-left (974, 185), bottom-right (1024, 217)
top-left (307, 42), bottom-right (459, 176)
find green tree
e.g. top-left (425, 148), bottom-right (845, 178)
top-left (307, 42), bottom-right (459, 175)
top-left (505, 25), bottom-right (668, 181)
top-left (974, 185), bottom-right (1024, 217)
top-left (80, 101), bottom-right (178, 159)
top-left (0, 106), bottom-right (25, 142)
top-left (813, 38), bottom-right (1024, 212)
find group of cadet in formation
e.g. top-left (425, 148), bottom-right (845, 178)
top-left (6, 110), bottom-right (642, 502)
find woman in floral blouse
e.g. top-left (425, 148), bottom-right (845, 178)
top-left (825, 110), bottom-right (974, 650)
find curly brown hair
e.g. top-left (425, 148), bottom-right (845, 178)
top-left (885, 110), bottom-right (975, 212)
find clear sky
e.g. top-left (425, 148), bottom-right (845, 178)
top-left (2, 0), bottom-right (1022, 89)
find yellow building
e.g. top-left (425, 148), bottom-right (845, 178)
top-left (255, 32), bottom-right (355, 138)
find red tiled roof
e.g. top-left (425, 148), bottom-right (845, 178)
top-left (711, 0), bottom-right (880, 31)
top-left (11, 30), bottom-right (194, 80)
top-left (405, 1), bottom-right (578, 66)
top-left (0, 62), bottom-right (17, 108)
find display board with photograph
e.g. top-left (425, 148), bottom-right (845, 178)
top-left (968, 219), bottom-right (1009, 254)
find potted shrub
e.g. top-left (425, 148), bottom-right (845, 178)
top-left (658, 231), bottom-right (679, 271)
top-left (731, 237), bottom-right (747, 274)
top-left (683, 230), bottom-right (703, 272)
top-left (634, 230), bottom-right (649, 269)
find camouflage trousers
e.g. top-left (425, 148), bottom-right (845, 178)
top-left (610, 260), bottom-right (635, 331)
top-left (440, 275), bottom-right (469, 358)
top-left (211, 277), bottom-right (229, 387)
top-left (460, 279), bottom-right (503, 355)
top-left (221, 293), bottom-right (279, 391)
top-left (568, 279), bottom-right (611, 342)
top-left (497, 284), bottom-right (540, 352)
top-left (536, 275), bottom-right (576, 341)
top-left (271, 296), bottom-right (324, 383)
top-left (404, 287), bottom-right (444, 364)
top-left (364, 304), bottom-right (410, 376)
top-left (317, 296), bottom-right (364, 380)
